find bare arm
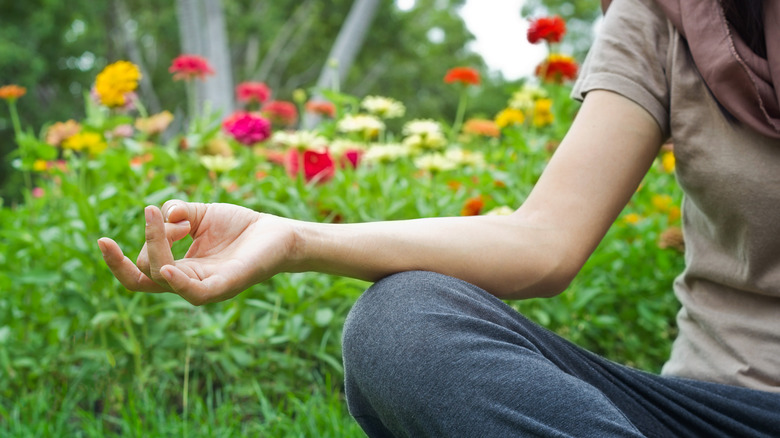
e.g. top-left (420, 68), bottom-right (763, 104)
top-left (99, 90), bottom-right (663, 304)
top-left (292, 90), bottom-right (664, 298)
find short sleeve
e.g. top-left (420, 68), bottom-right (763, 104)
top-left (572, 0), bottom-right (671, 138)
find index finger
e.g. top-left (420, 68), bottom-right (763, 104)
top-left (145, 205), bottom-right (176, 286)
top-left (97, 237), bottom-right (167, 292)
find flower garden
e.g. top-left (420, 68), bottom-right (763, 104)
top-left (0, 16), bottom-right (684, 436)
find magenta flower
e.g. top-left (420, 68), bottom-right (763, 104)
top-left (222, 111), bottom-right (271, 145)
top-left (236, 81), bottom-right (271, 104)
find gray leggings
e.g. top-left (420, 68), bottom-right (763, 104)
top-left (342, 271), bottom-right (780, 437)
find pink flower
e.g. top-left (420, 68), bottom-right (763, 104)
top-left (285, 149), bottom-right (335, 183)
top-left (32, 187), bottom-right (45, 198)
top-left (341, 149), bottom-right (362, 169)
top-left (262, 100), bottom-right (298, 127)
top-left (222, 111), bottom-right (271, 145)
top-left (236, 81), bottom-right (271, 104)
top-left (169, 55), bottom-right (215, 81)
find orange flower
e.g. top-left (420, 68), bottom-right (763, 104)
top-left (169, 54), bottom-right (214, 81)
top-left (527, 16), bottom-right (566, 44)
top-left (305, 100), bottom-right (336, 118)
top-left (460, 196), bottom-right (485, 216)
top-left (0, 85), bottom-right (26, 100)
top-left (463, 118), bottom-right (500, 137)
top-left (535, 54), bottom-right (578, 83)
top-left (444, 67), bottom-right (480, 86)
top-left (658, 227), bottom-right (685, 252)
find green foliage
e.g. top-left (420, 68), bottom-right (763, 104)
top-left (0, 59), bottom-right (684, 432)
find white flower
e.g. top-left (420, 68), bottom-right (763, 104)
top-left (361, 96), bottom-right (406, 119)
top-left (444, 148), bottom-right (486, 167)
top-left (414, 153), bottom-right (457, 172)
top-left (362, 143), bottom-right (413, 164)
top-left (402, 119), bottom-right (442, 137)
top-left (403, 132), bottom-right (447, 151)
top-left (509, 84), bottom-right (548, 112)
top-left (485, 206), bottom-right (515, 216)
top-left (271, 130), bottom-right (328, 151)
top-left (200, 154), bottom-right (238, 172)
top-left (337, 114), bottom-right (385, 138)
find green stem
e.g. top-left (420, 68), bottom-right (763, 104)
top-left (451, 91), bottom-right (468, 143)
top-left (7, 100), bottom-right (32, 192)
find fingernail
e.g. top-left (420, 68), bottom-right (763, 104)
top-left (161, 267), bottom-right (173, 282)
top-left (165, 206), bottom-right (177, 222)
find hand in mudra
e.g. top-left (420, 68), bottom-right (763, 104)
top-left (97, 200), bottom-right (298, 305)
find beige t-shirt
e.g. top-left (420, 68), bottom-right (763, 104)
top-left (572, 0), bottom-right (780, 392)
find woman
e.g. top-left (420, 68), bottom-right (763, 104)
top-left (98, 0), bottom-right (780, 435)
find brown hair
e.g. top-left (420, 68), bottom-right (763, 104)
top-left (721, 0), bottom-right (766, 58)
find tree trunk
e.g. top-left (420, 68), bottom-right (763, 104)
top-left (303, 0), bottom-right (381, 129)
top-left (175, 0), bottom-right (234, 118)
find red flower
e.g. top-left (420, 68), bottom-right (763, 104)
top-left (444, 67), bottom-right (481, 86)
top-left (527, 16), bottom-right (567, 44)
top-left (262, 100), bottom-right (298, 127)
top-left (222, 111), bottom-right (271, 145)
top-left (169, 55), bottom-right (215, 81)
top-left (460, 196), bottom-right (485, 216)
top-left (285, 149), bottom-right (335, 183)
top-left (236, 81), bottom-right (271, 104)
top-left (305, 100), bottom-right (337, 118)
top-left (535, 54), bottom-right (578, 83)
top-left (340, 149), bottom-right (362, 169)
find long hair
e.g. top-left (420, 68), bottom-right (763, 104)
top-left (721, 0), bottom-right (766, 58)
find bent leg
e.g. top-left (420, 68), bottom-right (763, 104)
top-left (342, 271), bottom-right (780, 438)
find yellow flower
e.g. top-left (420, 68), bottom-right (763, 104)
top-left (200, 154), bottom-right (238, 173)
top-left (532, 98), bottom-right (554, 127)
top-left (62, 132), bottom-right (107, 155)
top-left (623, 213), bottom-right (642, 225)
top-left (651, 194), bottom-right (673, 212)
top-left (33, 160), bottom-right (48, 172)
top-left (95, 61), bottom-right (141, 108)
top-left (495, 108), bottom-right (525, 128)
top-left (661, 151), bottom-right (675, 172)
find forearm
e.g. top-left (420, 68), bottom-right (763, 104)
top-left (288, 213), bottom-right (576, 299)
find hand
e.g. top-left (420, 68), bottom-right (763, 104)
top-left (97, 200), bottom-right (299, 305)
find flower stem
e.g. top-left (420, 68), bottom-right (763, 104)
top-left (451, 90), bottom-right (468, 143)
top-left (7, 100), bottom-right (32, 193)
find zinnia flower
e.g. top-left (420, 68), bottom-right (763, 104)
top-left (361, 96), bottom-right (405, 119)
top-left (62, 132), bottom-right (107, 155)
top-left (0, 85), bottom-right (26, 101)
top-left (661, 151), bottom-right (675, 173)
top-left (169, 55), bottom-right (215, 81)
top-left (135, 111), bottom-right (174, 135)
top-left (45, 120), bottom-right (81, 146)
top-left (532, 99), bottom-right (555, 127)
top-left (463, 118), bottom-right (500, 137)
top-left (444, 67), bottom-right (481, 86)
top-left (337, 114), bottom-right (385, 139)
top-left (305, 100), bottom-right (337, 118)
top-left (362, 143), bottom-right (413, 164)
top-left (414, 153), bottom-right (457, 172)
top-left (200, 155), bottom-right (238, 173)
top-left (527, 16), bottom-right (566, 44)
top-left (509, 84), bottom-right (548, 111)
top-left (444, 148), bottom-right (486, 167)
top-left (271, 130), bottom-right (328, 151)
top-left (485, 206), bottom-right (514, 216)
top-left (495, 108), bottom-right (525, 128)
top-left (222, 111), bottom-right (271, 145)
top-left (535, 54), bottom-right (578, 83)
top-left (461, 196), bottom-right (485, 216)
top-left (95, 61), bottom-right (141, 108)
top-left (262, 100), bottom-right (298, 127)
top-left (236, 81), bottom-right (271, 104)
top-left (285, 149), bottom-right (335, 183)
top-left (658, 227), bottom-right (685, 252)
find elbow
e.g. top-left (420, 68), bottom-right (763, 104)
top-left (498, 235), bottom-right (584, 300)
